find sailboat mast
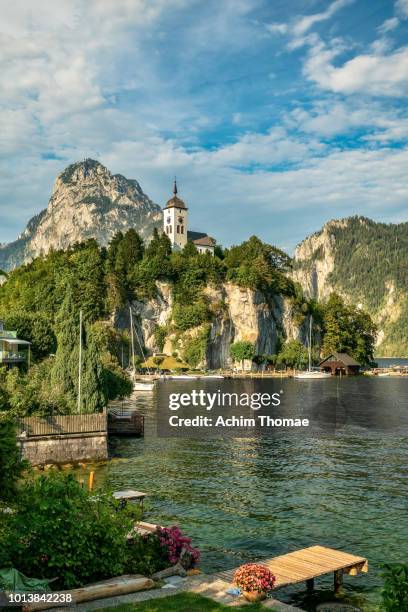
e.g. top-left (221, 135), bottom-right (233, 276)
top-left (129, 306), bottom-right (136, 374)
top-left (308, 316), bottom-right (312, 372)
top-left (77, 309), bottom-right (83, 414)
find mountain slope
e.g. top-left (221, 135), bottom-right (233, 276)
top-left (293, 216), bottom-right (408, 356)
top-left (0, 159), bottom-right (162, 270)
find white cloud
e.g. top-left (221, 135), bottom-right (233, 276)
top-left (377, 17), bottom-right (400, 35)
top-left (303, 41), bottom-right (408, 96)
top-left (293, 0), bottom-right (354, 37)
top-left (266, 22), bottom-right (288, 35)
top-left (396, 0), bottom-right (408, 19)
top-left (286, 99), bottom-right (408, 142)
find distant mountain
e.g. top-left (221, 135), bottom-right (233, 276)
top-left (293, 216), bottom-right (408, 356)
top-left (0, 159), bottom-right (162, 270)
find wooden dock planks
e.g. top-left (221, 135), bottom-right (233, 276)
top-left (214, 545), bottom-right (368, 591)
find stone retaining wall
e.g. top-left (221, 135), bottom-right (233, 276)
top-left (19, 432), bottom-right (108, 466)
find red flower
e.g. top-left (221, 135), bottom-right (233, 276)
top-left (233, 563), bottom-right (276, 593)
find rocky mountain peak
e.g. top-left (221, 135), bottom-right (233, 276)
top-left (0, 160), bottom-right (162, 271)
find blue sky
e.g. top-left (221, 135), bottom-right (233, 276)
top-left (1, 0), bottom-right (408, 252)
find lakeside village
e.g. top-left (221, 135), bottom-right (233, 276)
top-left (0, 182), bottom-right (407, 611)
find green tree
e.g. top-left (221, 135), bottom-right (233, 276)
top-left (276, 339), bottom-right (309, 369)
top-left (4, 312), bottom-right (56, 361)
top-left (322, 293), bottom-right (377, 364)
top-left (80, 326), bottom-right (108, 413)
top-left (50, 284), bottom-right (79, 412)
top-left (225, 235), bottom-right (292, 292)
top-left (70, 240), bottom-right (106, 321)
top-left (0, 420), bottom-right (27, 502)
top-left (230, 341), bottom-right (254, 369)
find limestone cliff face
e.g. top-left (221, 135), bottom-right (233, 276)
top-left (0, 159), bottom-right (162, 270)
top-left (292, 219), bottom-right (346, 301)
top-left (116, 282), bottom-right (307, 369)
top-left (292, 216), bottom-right (408, 356)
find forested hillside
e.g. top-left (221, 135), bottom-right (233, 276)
top-left (294, 216), bottom-right (408, 356)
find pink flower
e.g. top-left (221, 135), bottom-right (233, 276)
top-left (233, 564), bottom-right (276, 593)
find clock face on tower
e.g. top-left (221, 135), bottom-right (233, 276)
top-left (178, 217), bottom-right (183, 224)
top-left (167, 217), bottom-right (171, 224)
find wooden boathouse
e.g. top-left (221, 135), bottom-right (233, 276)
top-left (319, 352), bottom-right (361, 375)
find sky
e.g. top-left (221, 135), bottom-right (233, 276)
top-left (1, 0), bottom-right (408, 252)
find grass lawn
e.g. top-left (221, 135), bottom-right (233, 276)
top-left (99, 591), bottom-right (274, 611)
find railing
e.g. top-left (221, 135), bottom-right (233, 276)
top-left (16, 413), bottom-right (107, 437)
top-left (0, 351), bottom-right (26, 362)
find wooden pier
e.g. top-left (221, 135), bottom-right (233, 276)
top-left (108, 407), bottom-right (144, 436)
top-left (215, 545), bottom-right (368, 595)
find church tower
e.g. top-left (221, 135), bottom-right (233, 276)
top-left (163, 179), bottom-right (188, 250)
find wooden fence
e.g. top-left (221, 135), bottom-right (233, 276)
top-left (16, 412), bottom-right (107, 437)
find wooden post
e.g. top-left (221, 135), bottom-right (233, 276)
top-left (77, 310), bottom-right (83, 414)
top-left (306, 578), bottom-right (314, 593)
top-left (334, 569), bottom-right (343, 594)
top-left (88, 470), bottom-right (94, 491)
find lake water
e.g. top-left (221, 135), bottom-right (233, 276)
top-left (90, 376), bottom-right (408, 611)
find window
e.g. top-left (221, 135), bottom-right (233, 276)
top-left (180, 225), bottom-right (184, 234)
top-left (176, 225), bottom-right (180, 233)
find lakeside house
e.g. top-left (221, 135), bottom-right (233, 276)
top-left (163, 180), bottom-right (216, 255)
top-left (319, 352), bottom-right (361, 375)
top-left (0, 320), bottom-right (31, 368)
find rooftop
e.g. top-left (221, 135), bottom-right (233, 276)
top-left (320, 352), bottom-right (360, 366)
top-left (163, 179), bottom-right (188, 210)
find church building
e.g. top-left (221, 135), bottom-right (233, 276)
top-left (163, 180), bottom-right (215, 255)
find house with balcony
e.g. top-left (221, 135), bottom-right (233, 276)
top-left (0, 320), bottom-right (31, 368)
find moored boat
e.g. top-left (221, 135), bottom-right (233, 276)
top-left (133, 381), bottom-right (155, 391)
top-left (293, 370), bottom-right (332, 379)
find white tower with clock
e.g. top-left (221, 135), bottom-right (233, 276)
top-left (163, 179), bottom-right (188, 250)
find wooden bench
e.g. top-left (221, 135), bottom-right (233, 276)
top-left (215, 545), bottom-right (368, 594)
top-left (113, 489), bottom-right (147, 509)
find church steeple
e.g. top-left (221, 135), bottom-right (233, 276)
top-left (163, 177), bottom-right (188, 250)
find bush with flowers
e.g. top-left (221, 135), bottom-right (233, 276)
top-left (234, 563), bottom-right (276, 593)
top-left (157, 525), bottom-right (200, 567)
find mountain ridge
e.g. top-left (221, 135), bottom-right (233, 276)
top-left (0, 159), bottom-right (162, 270)
top-left (293, 215), bottom-right (408, 356)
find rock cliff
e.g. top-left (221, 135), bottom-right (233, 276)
top-left (115, 282), bottom-right (308, 369)
top-left (293, 216), bottom-right (408, 356)
top-left (0, 159), bottom-right (162, 270)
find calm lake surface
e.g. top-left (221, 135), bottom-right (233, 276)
top-left (90, 376), bottom-right (408, 611)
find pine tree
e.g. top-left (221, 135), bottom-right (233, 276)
top-left (50, 283), bottom-right (79, 413)
top-left (80, 327), bottom-right (107, 413)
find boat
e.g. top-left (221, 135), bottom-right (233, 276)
top-left (294, 370), bottom-right (332, 379)
top-left (168, 374), bottom-right (199, 380)
top-left (293, 317), bottom-right (331, 380)
top-left (199, 374), bottom-right (225, 380)
top-left (133, 381), bottom-right (155, 391)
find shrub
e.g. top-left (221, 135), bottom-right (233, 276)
top-left (381, 563), bottom-right (408, 611)
top-left (0, 420), bottom-right (27, 502)
top-left (173, 300), bottom-right (210, 331)
top-left (0, 472), bottom-right (133, 589)
top-left (154, 325), bottom-right (168, 351)
top-left (182, 327), bottom-right (210, 368)
top-left (158, 526), bottom-right (200, 567)
top-left (126, 533), bottom-right (168, 576)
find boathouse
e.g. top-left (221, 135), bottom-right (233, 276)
top-left (319, 352), bottom-right (361, 375)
